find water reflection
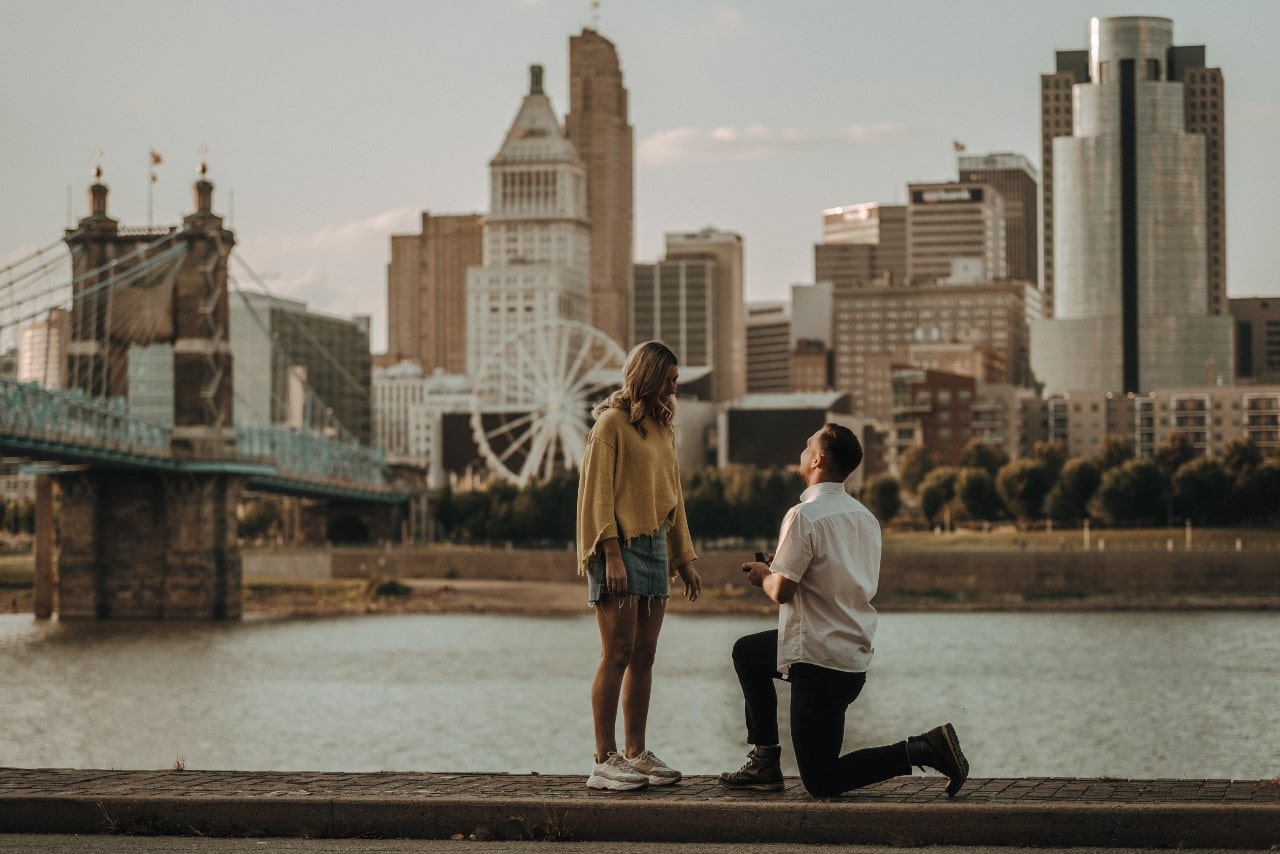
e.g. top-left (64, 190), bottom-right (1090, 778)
top-left (1, 612), bottom-right (1277, 778)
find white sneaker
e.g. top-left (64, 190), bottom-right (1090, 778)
top-left (586, 752), bottom-right (649, 791)
top-left (626, 749), bottom-right (682, 785)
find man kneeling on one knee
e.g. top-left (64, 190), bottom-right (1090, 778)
top-left (718, 423), bottom-right (969, 798)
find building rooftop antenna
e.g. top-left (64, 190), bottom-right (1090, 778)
top-left (590, 0), bottom-right (600, 30)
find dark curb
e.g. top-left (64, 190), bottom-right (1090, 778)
top-left (2, 769), bottom-right (1278, 849)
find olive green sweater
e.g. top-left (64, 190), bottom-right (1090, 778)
top-left (575, 407), bottom-right (697, 577)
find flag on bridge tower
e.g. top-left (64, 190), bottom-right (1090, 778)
top-left (147, 149), bottom-right (163, 226)
top-left (953, 140), bottom-right (966, 153)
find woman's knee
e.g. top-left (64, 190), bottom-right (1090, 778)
top-left (628, 642), bottom-right (658, 671)
top-left (600, 639), bottom-right (635, 671)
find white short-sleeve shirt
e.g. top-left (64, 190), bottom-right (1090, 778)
top-left (769, 480), bottom-right (881, 676)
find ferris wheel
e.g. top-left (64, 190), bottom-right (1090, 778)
top-left (470, 318), bottom-right (627, 486)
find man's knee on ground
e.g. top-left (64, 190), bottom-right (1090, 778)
top-left (799, 771), bottom-right (844, 799)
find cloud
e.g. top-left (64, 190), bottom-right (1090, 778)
top-left (637, 122), bottom-right (907, 167)
top-left (713, 4), bottom-right (743, 27)
top-left (265, 207), bottom-right (420, 255)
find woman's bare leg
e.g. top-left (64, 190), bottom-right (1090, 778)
top-left (591, 597), bottom-right (638, 761)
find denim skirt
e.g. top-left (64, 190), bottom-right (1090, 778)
top-left (587, 528), bottom-right (670, 604)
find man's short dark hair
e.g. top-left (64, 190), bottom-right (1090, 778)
top-left (818, 422), bottom-right (863, 480)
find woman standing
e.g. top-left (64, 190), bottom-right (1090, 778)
top-left (576, 340), bottom-right (701, 791)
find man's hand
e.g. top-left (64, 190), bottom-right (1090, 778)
top-left (676, 564), bottom-right (701, 602)
top-left (742, 558), bottom-right (797, 604)
top-left (742, 560), bottom-right (770, 587)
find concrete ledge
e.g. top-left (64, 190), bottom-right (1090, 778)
top-left (3, 769), bottom-right (1278, 848)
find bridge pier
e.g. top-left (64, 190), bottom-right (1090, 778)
top-left (34, 475), bottom-right (54, 620)
top-left (55, 470), bottom-right (246, 620)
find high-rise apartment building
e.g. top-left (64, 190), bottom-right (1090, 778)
top-left (566, 28), bottom-right (634, 349)
top-left (1032, 16), bottom-right (1232, 394)
top-left (745, 301), bottom-right (791, 393)
top-left (957, 153), bottom-right (1039, 285)
top-left (466, 65), bottom-right (591, 377)
top-left (633, 228), bottom-right (745, 402)
top-left (386, 213), bottom-right (483, 375)
top-left (906, 181), bottom-right (1007, 285)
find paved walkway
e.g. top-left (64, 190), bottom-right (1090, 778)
top-left (2, 768), bottom-right (1278, 848)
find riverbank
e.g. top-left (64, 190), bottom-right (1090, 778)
top-left (6, 535), bottom-right (1280, 619)
top-left (5, 574), bottom-right (1280, 619)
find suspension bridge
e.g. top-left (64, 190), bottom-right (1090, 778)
top-left (0, 168), bottom-right (405, 619)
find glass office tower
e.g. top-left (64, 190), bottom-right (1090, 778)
top-left (1031, 17), bottom-right (1232, 393)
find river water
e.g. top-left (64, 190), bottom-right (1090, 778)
top-left (2, 611), bottom-right (1277, 779)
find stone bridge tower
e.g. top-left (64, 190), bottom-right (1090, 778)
top-left (53, 166), bottom-right (244, 619)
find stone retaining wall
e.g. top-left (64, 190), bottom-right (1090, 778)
top-left (243, 546), bottom-right (1280, 596)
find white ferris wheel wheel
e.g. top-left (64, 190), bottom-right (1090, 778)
top-left (470, 318), bottom-right (627, 486)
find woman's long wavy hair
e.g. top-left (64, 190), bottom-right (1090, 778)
top-left (593, 340), bottom-right (678, 437)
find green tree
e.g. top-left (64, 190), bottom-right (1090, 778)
top-left (1030, 440), bottom-right (1068, 481)
top-left (433, 485), bottom-right (460, 541)
top-left (1221, 436), bottom-right (1263, 480)
top-left (960, 439), bottom-right (1008, 478)
top-left (683, 469), bottom-right (727, 539)
top-left (1245, 460), bottom-right (1280, 526)
top-left (995, 458), bottom-right (1053, 528)
top-left (898, 445), bottom-right (934, 494)
top-left (918, 467), bottom-right (959, 527)
top-left (862, 475), bottom-right (901, 525)
top-left (955, 467), bottom-right (1003, 522)
top-left (237, 498), bottom-right (281, 540)
top-left (1154, 431), bottom-right (1200, 476)
top-left (1047, 456), bottom-right (1102, 525)
top-left (1098, 436), bottom-right (1134, 470)
top-left (1089, 458), bottom-right (1171, 527)
top-left (1170, 457), bottom-right (1233, 526)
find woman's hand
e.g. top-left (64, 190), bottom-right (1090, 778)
top-left (602, 539), bottom-right (628, 598)
top-left (676, 564), bottom-right (701, 602)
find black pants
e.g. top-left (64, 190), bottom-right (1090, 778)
top-left (732, 629), bottom-right (910, 797)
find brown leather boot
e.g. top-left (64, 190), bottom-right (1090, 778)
top-left (717, 745), bottom-right (784, 791)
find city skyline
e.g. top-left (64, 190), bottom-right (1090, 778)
top-left (3, 0), bottom-right (1279, 354)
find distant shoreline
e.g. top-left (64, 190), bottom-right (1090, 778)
top-left (8, 577), bottom-right (1279, 620)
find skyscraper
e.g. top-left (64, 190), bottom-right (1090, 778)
top-left (230, 292), bottom-right (373, 444)
top-left (906, 181), bottom-right (1007, 284)
top-left (663, 228), bottom-right (745, 402)
top-left (633, 228), bottom-right (745, 402)
top-left (815, 203), bottom-right (906, 289)
top-left (745, 301), bottom-right (791, 393)
top-left (957, 153), bottom-right (1039, 285)
top-left (1041, 17), bottom-right (1224, 319)
top-left (16, 308), bottom-right (69, 389)
top-left (386, 212), bottom-right (483, 375)
top-left (566, 28), bottom-right (634, 349)
top-left (1032, 16), bottom-right (1233, 394)
top-left (466, 65), bottom-right (591, 377)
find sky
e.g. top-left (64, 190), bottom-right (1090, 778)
top-left (3, 0), bottom-right (1279, 354)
